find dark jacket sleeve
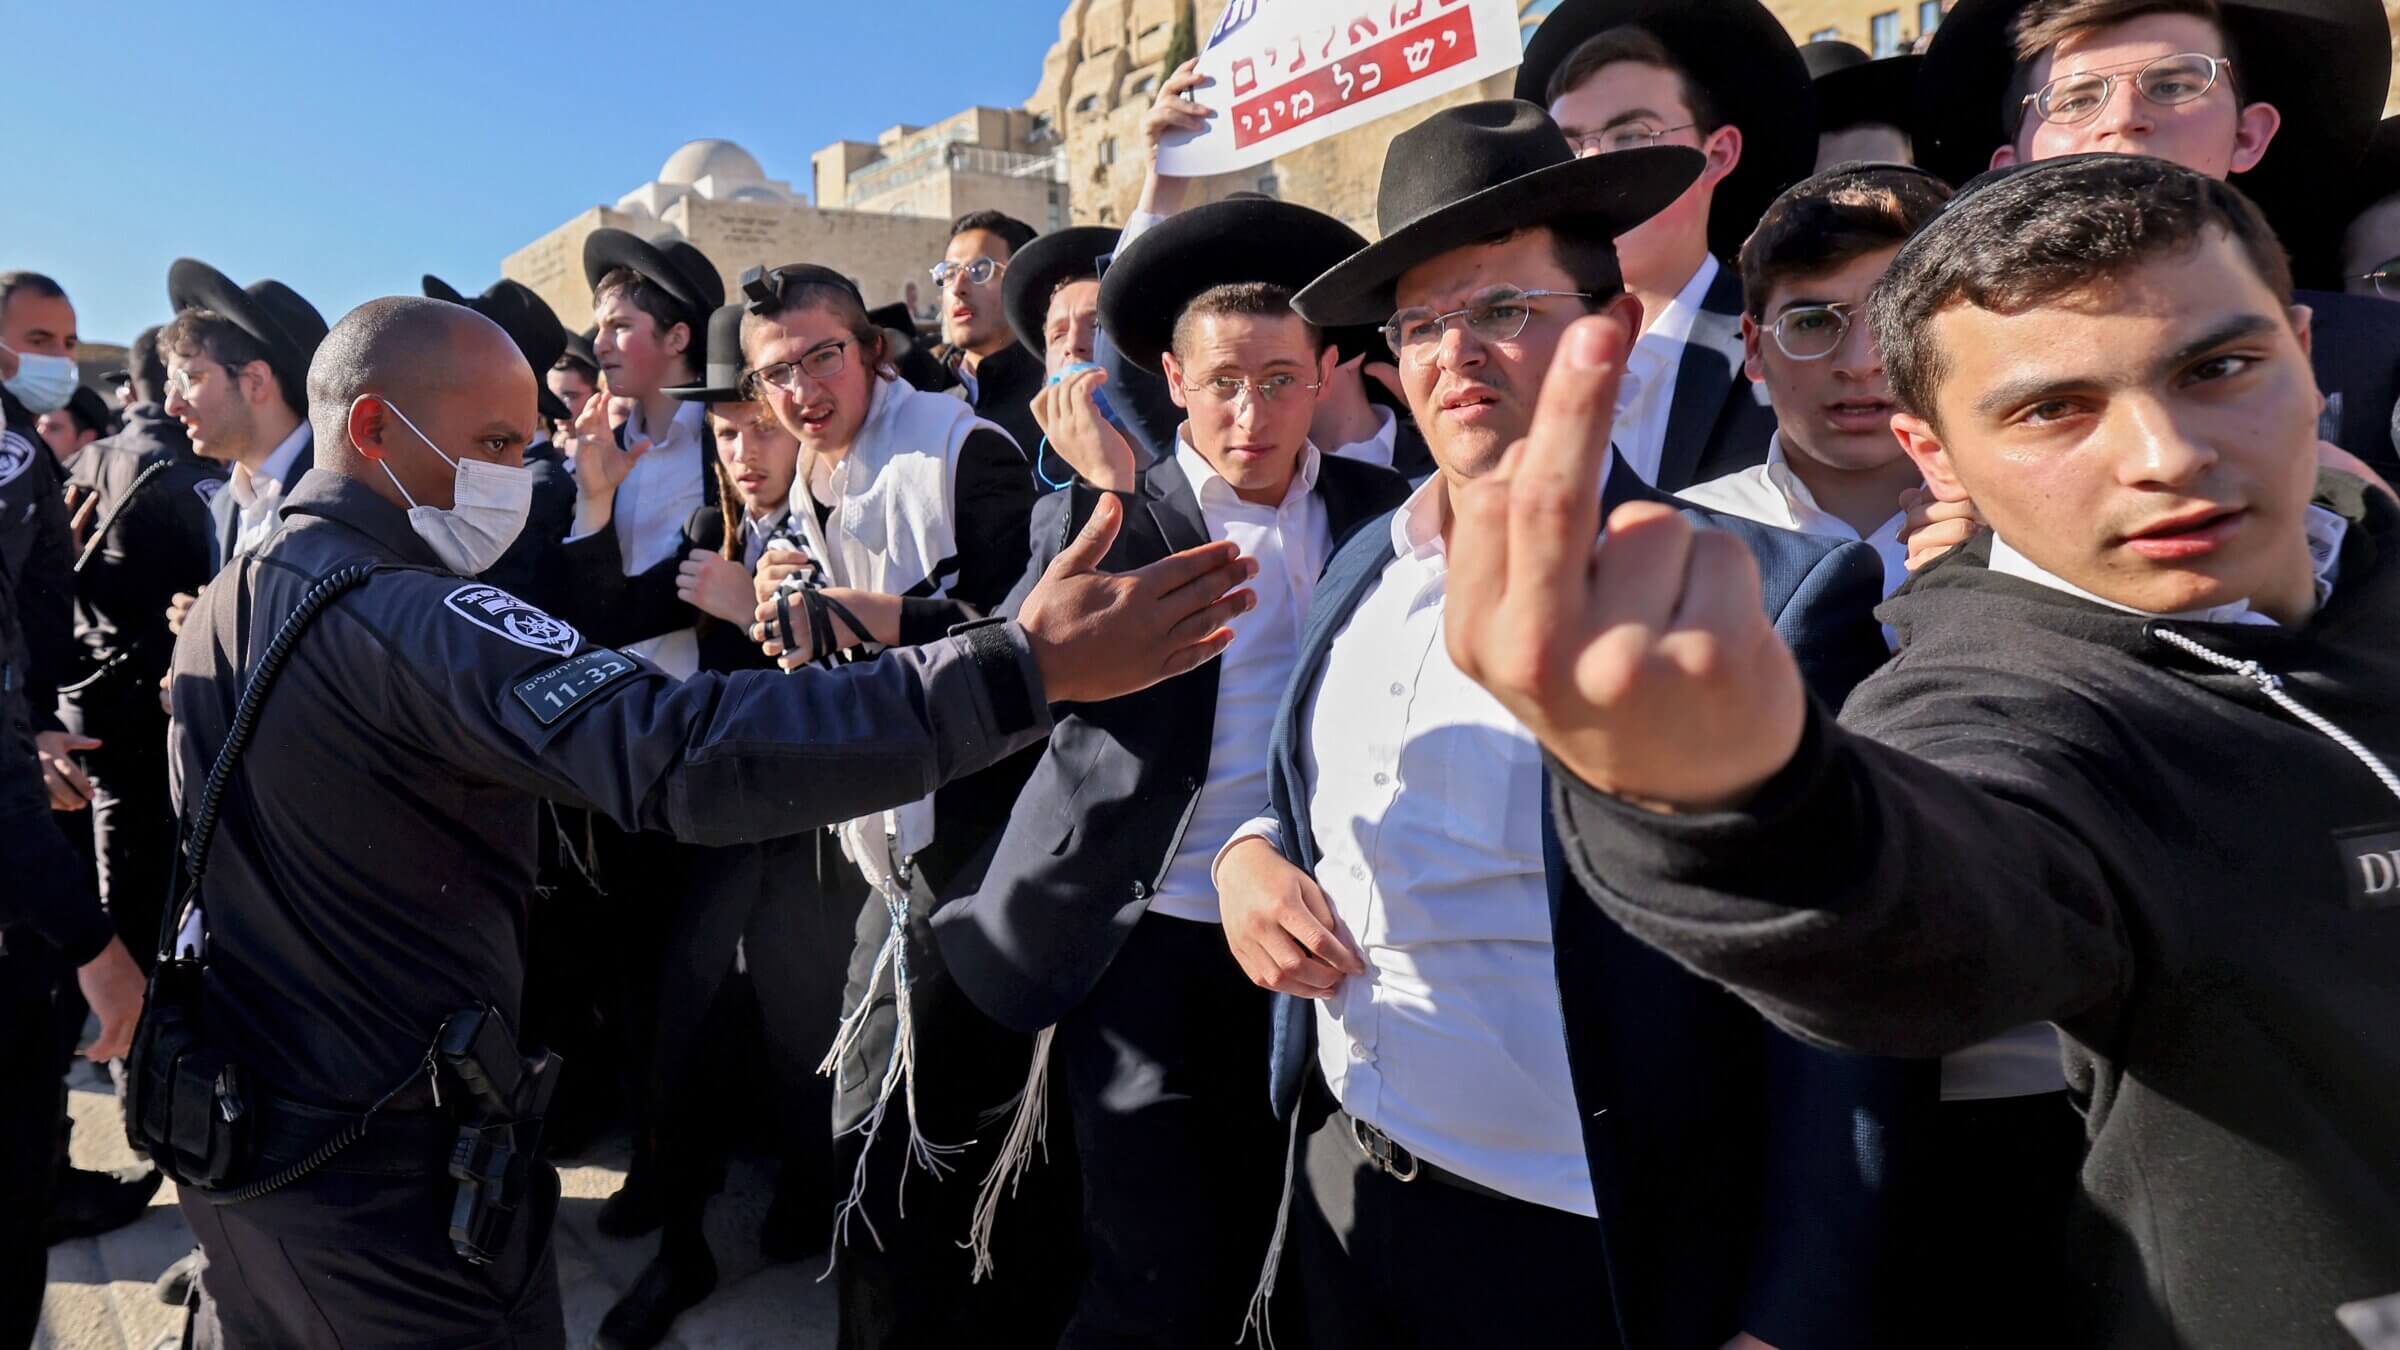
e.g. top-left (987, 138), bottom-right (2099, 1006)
top-left (549, 519), bottom-right (702, 650)
top-left (1550, 668), bottom-right (2138, 1059)
top-left (896, 428), bottom-right (1038, 646)
top-left (18, 453), bottom-right (76, 734)
top-left (0, 784), bottom-right (115, 964)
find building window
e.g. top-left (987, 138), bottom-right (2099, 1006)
top-left (1100, 137), bottom-right (1118, 165)
top-left (1870, 9), bottom-right (1901, 55)
top-left (1918, 1), bottom-right (1943, 38)
top-left (1133, 74), bottom-right (1158, 96)
top-left (1139, 21), bottom-right (1166, 40)
top-left (1808, 25), bottom-right (1842, 42)
top-left (1076, 93), bottom-right (1100, 114)
top-left (1029, 112), bottom-right (1056, 145)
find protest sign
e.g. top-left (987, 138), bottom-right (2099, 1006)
top-left (1156, 0), bottom-right (1525, 178)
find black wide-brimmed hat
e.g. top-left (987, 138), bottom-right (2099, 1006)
top-left (1293, 101), bottom-right (1703, 328)
top-left (165, 259), bottom-right (329, 415)
top-left (1099, 200), bottom-right (1371, 372)
top-left (1001, 225), bottom-right (1120, 359)
top-left (1912, 0), bottom-right (2389, 279)
top-left (662, 305), bottom-right (752, 403)
top-left (423, 274), bottom-right (573, 418)
top-left (582, 229), bottom-right (727, 361)
top-left (1515, 0), bottom-right (1816, 260)
top-left (562, 327), bottom-right (598, 373)
top-left (1803, 41), bottom-right (1922, 133)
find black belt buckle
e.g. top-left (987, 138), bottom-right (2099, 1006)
top-left (1349, 1115), bottom-right (1421, 1182)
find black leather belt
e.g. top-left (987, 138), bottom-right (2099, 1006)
top-left (1329, 1107), bottom-right (1514, 1203)
top-left (247, 1087), bottom-right (452, 1179)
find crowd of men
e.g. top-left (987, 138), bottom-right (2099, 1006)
top-left (4, 0), bottom-right (2399, 1346)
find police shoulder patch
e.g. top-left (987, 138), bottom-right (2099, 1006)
top-left (0, 430), bottom-right (33, 488)
top-left (513, 648), bottom-right (637, 726)
top-left (442, 583), bottom-right (581, 657)
top-left (192, 477), bottom-right (224, 506)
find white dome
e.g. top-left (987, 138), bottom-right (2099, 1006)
top-left (659, 139), bottom-right (765, 187)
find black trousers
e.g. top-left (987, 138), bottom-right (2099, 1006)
top-left (1288, 1080), bottom-right (1617, 1349)
top-left (0, 937), bottom-right (66, 1350)
top-left (59, 687), bottom-right (173, 970)
top-left (829, 871), bottom-right (1082, 1350)
top-left (182, 1144), bottom-right (565, 1349)
top-left (1930, 1090), bottom-right (2086, 1348)
top-left (1054, 912), bottom-right (1286, 1350)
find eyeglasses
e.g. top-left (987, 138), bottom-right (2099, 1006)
top-left (1767, 303), bottom-right (1865, 360)
top-left (165, 363), bottom-right (239, 398)
top-left (1382, 286), bottom-right (1593, 358)
top-left (2022, 52), bottom-right (2231, 127)
top-left (1180, 372), bottom-right (1322, 406)
top-left (930, 257), bottom-right (1007, 288)
top-left (1563, 122), bottom-right (1696, 155)
top-left (2362, 256), bottom-right (2400, 298)
top-left (743, 339), bottom-right (852, 395)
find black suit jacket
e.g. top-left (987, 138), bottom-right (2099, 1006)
top-left (1655, 262), bottom-right (1778, 493)
top-left (932, 451), bottom-right (1410, 1031)
top-left (2302, 287), bottom-right (2400, 483)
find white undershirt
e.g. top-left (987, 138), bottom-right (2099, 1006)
top-left (1616, 254), bottom-right (1718, 487)
top-left (612, 399), bottom-right (707, 678)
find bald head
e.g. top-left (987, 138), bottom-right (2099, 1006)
top-left (311, 296), bottom-right (537, 512)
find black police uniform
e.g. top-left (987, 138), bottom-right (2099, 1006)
top-left (0, 387), bottom-right (74, 745)
top-left (59, 403), bottom-right (224, 965)
top-left (163, 470), bottom-right (1053, 1348)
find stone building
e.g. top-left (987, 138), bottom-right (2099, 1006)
top-left (501, 138), bottom-right (958, 332)
top-left (811, 106), bottom-right (1070, 233)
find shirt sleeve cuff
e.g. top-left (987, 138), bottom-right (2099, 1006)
top-left (1211, 815), bottom-right (1286, 890)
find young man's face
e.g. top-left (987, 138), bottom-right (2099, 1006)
top-left (709, 399), bottom-right (800, 515)
top-left (1994, 13), bottom-right (2278, 180)
top-left (547, 365), bottom-right (597, 421)
top-left (36, 409), bottom-right (94, 464)
top-left (591, 291), bottom-right (686, 399)
top-left (939, 228), bottom-right (1016, 354)
top-left (0, 290), bottom-right (77, 360)
top-left (1549, 61), bottom-right (1737, 295)
top-left (747, 305), bottom-right (877, 458)
top-left (1891, 230), bottom-right (2324, 619)
top-left (1043, 278), bottom-right (1101, 375)
top-left (1743, 244), bottom-right (1907, 472)
top-left (1161, 310), bottom-right (1329, 507)
top-left (163, 350), bottom-right (263, 463)
top-left (1391, 227), bottom-right (1634, 481)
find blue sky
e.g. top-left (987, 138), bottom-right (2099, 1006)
top-left (1, 1), bottom-right (1068, 346)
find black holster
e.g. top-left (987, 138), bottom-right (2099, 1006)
top-left (439, 1005), bottom-right (561, 1265)
top-left (124, 956), bottom-right (253, 1188)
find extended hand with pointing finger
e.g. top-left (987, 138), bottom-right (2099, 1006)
top-left (1016, 493), bottom-right (1258, 704)
top-left (1444, 315), bottom-right (1805, 815)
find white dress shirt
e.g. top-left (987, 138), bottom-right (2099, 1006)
top-left (1149, 435), bottom-right (1330, 924)
top-left (1677, 432), bottom-right (1911, 594)
top-left (611, 399), bottom-right (708, 678)
top-left (1615, 254), bottom-right (1720, 487)
top-left (1220, 473), bottom-right (1599, 1216)
top-left (228, 422), bottom-right (311, 558)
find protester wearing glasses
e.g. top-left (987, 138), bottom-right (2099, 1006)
top-left (1914, 0), bottom-right (2400, 483)
top-left (735, 262), bottom-right (1074, 1349)
top-left (928, 210), bottom-right (1046, 460)
top-left (933, 196), bottom-right (1408, 1350)
top-left (1519, 0), bottom-right (1817, 491)
top-left (1207, 102), bottom-right (1924, 1350)
top-left (2341, 116), bottom-right (2400, 301)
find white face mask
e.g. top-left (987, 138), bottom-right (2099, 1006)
top-left (366, 397), bottom-right (533, 576)
top-left (2, 346), bottom-right (80, 413)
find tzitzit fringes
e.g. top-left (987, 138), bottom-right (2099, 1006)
top-left (1238, 1105), bottom-right (1305, 1349)
top-left (962, 1024), bottom-right (1057, 1282)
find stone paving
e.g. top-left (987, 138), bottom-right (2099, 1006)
top-left (37, 1060), bottom-right (837, 1350)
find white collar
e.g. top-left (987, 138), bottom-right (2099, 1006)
top-left (627, 396), bottom-right (706, 443)
top-left (1388, 440), bottom-right (1617, 566)
top-left (1987, 505), bottom-right (2349, 628)
top-left (229, 421), bottom-right (310, 509)
top-left (1172, 426), bottom-right (1322, 511)
top-left (1762, 432), bottom-right (1912, 539)
top-left (1635, 254), bottom-right (1719, 355)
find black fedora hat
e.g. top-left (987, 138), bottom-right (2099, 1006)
top-left (562, 327), bottom-right (599, 373)
top-left (1803, 41), bottom-right (1923, 133)
top-left (662, 304), bottom-right (753, 403)
top-left (1912, 0), bottom-right (2388, 278)
top-left (582, 229), bottom-right (728, 360)
top-left (1098, 200), bottom-right (1370, 372)
top-left (1001, 225), bottom-right (1120, 359)
top-left (165, 259), bottom-right (329, 415)
top-left (1515, 0), bottom-right (1816, 260)
top-left (423, 275), bottom-right (573, 419)
top-left (1293, 101), bottom-right (1703, 329)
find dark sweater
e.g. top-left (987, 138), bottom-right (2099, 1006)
top-left (1555, 474), bottom-right (2400, 1349)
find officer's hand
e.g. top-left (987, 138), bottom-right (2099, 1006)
top-left (36, 730), bottom-right (101, 811)
top-left (1216, 836), bottom-right (1364, 998)
top-left (1897, 485), bottom-right (1982, 573)
top-left (76, 939), bottom-right (145, 1063)
top-left (1030, 368), bottom-right (1138, 491)
top-left (1444, 315), bottom-right (1804, 814)
top-left (675, 548), bottom-right (756, 626)
top-left (1016, 493), bottom-right (1256, 704)
top-left (165, 588), bottom-right (200, 637)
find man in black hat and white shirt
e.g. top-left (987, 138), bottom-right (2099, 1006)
top-left (1213, 102), bottom-right (1923, 1350)
top-left (935, 196), bottom-right (1409, 1349)
top-left (1520, 0), bottom-right (1815, 492)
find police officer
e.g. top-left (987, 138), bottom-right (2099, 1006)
top-left (59, 324), bottom-right (225, 965)
top-left (159, 296), bottom-right (1255, 1349)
